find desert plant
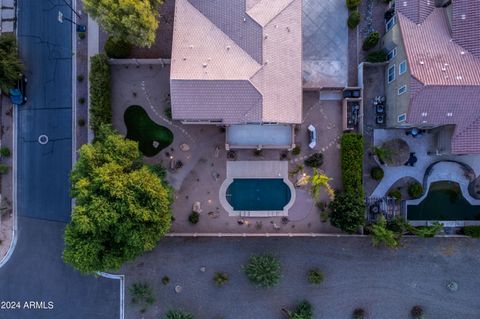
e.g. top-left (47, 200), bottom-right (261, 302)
top-left (245, 254), bottom-right (281, 288)
top-left (408, 182), bottom-right (423, 198)
top-left (366, 50), bottom-right (388, 63)
top-left (104, 36), bottom-right (132, 58)
top-left (352, 308), bottom-right (366, 319)
top-left (370, 166), bottom-right (384, 180)
top-left (213, 272), bottom-right (229, 286)
top-left (304, 153), bottom-right (323, 168)
top-left (77, 118), bottom-right (86, 127)
top-left (307, 268), bottom-right (324, 284)
top-left (164, 106), bottom-right (172, 120)
top-left (320, 211), bottom-right (329, 223)
top-left (77, 74), bottom-right (84, 82)
top-left (188, 211), bottom-right (200, 224)
top-left (129, 282), bottom-right (155, 313)
top-left (371, 215), bottom-right (400, 248)
top-left (348, 11), bottom-right (361, 28)
top-left (78, 97), bottom-right (85, 104)
top-left (284, 300), bottom-right (313, 319)
top-left (373, 146), bottom-right (393, 164)
top-left (362, 32), bottom-right (380, 51)
top-left (161, 276), bottom-right (170, 285)
top-left (407, 222), bottom-right (443, 238)
top-left (410, 305), bottom-right (424, 319)
top-left (292, 146), bottom-right (301, 156)
top-left (0, 147), bottom-right (11, 157)
top-left (0, 164), bottom-right (8, 174)
top-left (78, 31), bottom-right (86, 40)
top-left (388, 189), bottom-right (402, 200)
top-left (163, 310), bottom-right (194, 319)
top-left (346, 0), bottom-right (361, 10)
top-left (464, 226), bottom-right (480, 238)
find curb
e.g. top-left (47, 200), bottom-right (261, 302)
top-left (97, 272), bottom-right (125, 319)
top-left (164, 233), bottom-right (469, 238)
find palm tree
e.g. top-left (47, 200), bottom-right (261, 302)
top-left (308, 169), bottom-right (334, 200)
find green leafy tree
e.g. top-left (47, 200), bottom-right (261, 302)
top-left (63, 125), bottom-right (172, 273)
top-left (308, 169), bottom-right (335, 200)
top-left (0, 34), bottom-right (23, 92)
top-left (163, 310), bottom-right (194, 319)
top-left (245, 254), bottom-right (281, 288)
top-left (283, 300), bottom-right (313, 319)
top-left (329, 192), bottom-right (365, 234)
top-left (83, 0), bottom-right (163, 47)
top-left (371, 215), bottom-right (400, 248)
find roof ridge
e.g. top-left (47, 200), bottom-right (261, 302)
top-left (247, 0), bottom-right (295, 26)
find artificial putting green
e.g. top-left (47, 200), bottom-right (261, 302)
top-left (124, 105), bottom-right (173, 157)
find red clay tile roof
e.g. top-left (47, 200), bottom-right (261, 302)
top-left (397, 2), bottom-right (480, 154)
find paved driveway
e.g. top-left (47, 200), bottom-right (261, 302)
top-left (123, 237), bottom-right (480, 319)
top-left (303, 0), bottom-right (348, 89)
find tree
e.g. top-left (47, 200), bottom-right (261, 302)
top-left (245, 254), bottom-right (281, 288)
top-left (63, 125), bottom-right (172, 273)
top-left (0, 34), bottom-right (23, 93)
top-left (104, 36), bottom-right (132, 58)
top-left (83, 0), bottom-right (163, 47)
top-left (308, 169), bottom-right (334, 200)
top-left (329, 192), bottom-right (365, 234)
top-left (371, 215), bottom-right (401, 248)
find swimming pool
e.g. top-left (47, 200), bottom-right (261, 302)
top-left (407, 181), bottom-right (480, 220)
top-left (226, 178), bottom-right (292, 211)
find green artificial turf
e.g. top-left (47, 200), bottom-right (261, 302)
top-left (124, 105), bottom-right (173, 157)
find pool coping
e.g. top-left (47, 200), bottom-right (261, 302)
top-left (219, 161), bottom-right (296, 217)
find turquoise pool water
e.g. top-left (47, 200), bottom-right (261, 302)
top-left (407, 181), bottom-right (480, 220)
top-left (226, 178), bottom-right (291, 211)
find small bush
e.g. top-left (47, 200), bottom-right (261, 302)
top-left (188, 211), bottom-right (200, 224)
top-left (352, 308), bottom-right (366, 319)
top-left (77, 118), bottom-right (86, 127)
top-left (245, 254), bottom-right (281, 288)
top-left (129, 282), bottom-right (155, 313)
top-left (370, 166), bottom-right (384, 180)
top-left (78, 97), bottom-right (85, 104)
top-left (78, 32), bottom-right (86, 40)
top-left (410, 305), bottom-right (424, 319)
top-left (286, 300), bottom-right (313, 319)
top-left (104, 36), bottom-right (132, 59)
top-left (77, 74), bottom-right (84, 82)
top-left (366, 50), bottom-right (388, 63)
top-left (0, 164), bottom-right (8, 174)
top-left (307, 268), bottom-right (324, 284)
top-left (163, 310), bottom-right (194, 319)
top-left (408, 182), bottom-right (423, 198)
top-left (362, 32), bottom-right (380, 51)
top-left (253, 149), bottom-right (262, 157)
top-left (464, 226), bottom-right (480, 238)
top-left (348, 11), bottom-right (361, 28)
top-left (164, 107), bottom-right (172, 120)
top-left (161, 276), bottom-right (170, 285)
top-left (320, 211), bottom-right (329, 223)
top-left (346, 0), bottom-right (361, 10)
top-left (292, 146), bottom-right (301, 156)
top-left (213, 272), bottom-right (229, 286)
top-left (0, 147), bottom-right (11, 157)
top-left (304, 153), bottom-right (323, 168)
top-left (388, 189), bottom-right (402, 200)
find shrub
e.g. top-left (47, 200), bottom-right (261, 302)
top-left (77, 118), bottom-right (86, 127)
top-left (371, 215), bottom-right (400, 248)
top-left (410, 305), bottom-right (424, 319)
top-left (366, 50), bottom-right (388, 63)
top-left (388, 189), bottom-right (402, 200)
top-left (464, 226), bottom-right (480, 238)
top-left (0, 33), bottom-right (23, 93)
top-left (346, 0), bottom-right (361, 10)
top-left (341, 133), bottom-right (364, 195)
top-left (164, 107), bottom-right (172, 120)
top-left (0, 164), bottom-right (8, 174)
top-left (78, 97), bottom-right (85, 104)
top-left (77, 74), bottom-right (84, 82)
top-left (161, 276), bottom-right (170, 285)
top-left (104, 36), bottom-right (132, 59)
top-left (129, 282), bottom-right (155, 313)
top-left (253, 149), bottom-right (262, 157)
top-left (408, 182), bottom-right (423, 198)
top-left (320, 211), bottom-right (329, 223)
top-left (329, 191), bottom-right (365, 234)
top-left (307, 268), bottom-right (324, 284)
top-left (348, 11), bottom-right (361, 28)
top-left (285, 300), bottom-right (313, 319)
top-left (213, 272), bottom-right (229, 286)
top-left (352, 308), bottom-right (366, 319)
top-left (89, 54), bottom-right (111, 136)
top-left (292, 146), bottom-right (301, 156)
top-left (370, 166), bottom-right (384, 180)
top-left (188, 211), bottom-right (200, 224)
top-left (407, 222), bottom-right (443, 238)
top-left (245, 254), bottom-right (281, 287)
top-left (304, 153), bottom-right (323, 168)
top-left (78, 31), bottom-right (86, 40)
top-left (0, 147), bottom-right (11, 157)
top-left (163, 310), bottom-right (194, 319)
top-left (362, 32), bottom-right (380, 51)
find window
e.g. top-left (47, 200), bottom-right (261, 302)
top-left (398, 85), bottom-right (407, 95)
top-left (397, 113), bottom-right (407, 123)
top-left (388, 65), bottom-right (395, 83)
top-left (399, 60), bottom-right (407, 75)
top-left (387, 48), bottom-right (397, 60)
top-left (386, 16), bottom-right (396, 32)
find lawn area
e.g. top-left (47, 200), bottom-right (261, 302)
top-left (124, 105), bottom-right (173, 157)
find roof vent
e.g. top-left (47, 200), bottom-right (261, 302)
top-left (447, 112), bottom-right (453, 117)
top-left (183, 57), bottom-right (187, 61)
top-left (441, 67), bottom-right (446, 72)
top-left (275, 24), bottom-right (278, 28)
top-left (243, 17), bottom-right (246, 22)
top-left (189, 44), bottom-right (194, 49)
top-left (419, 61), bottom-right (425, 65)
top-left (456, 75), bottom-right (463, 80)
top-left (461, 14), bottom-right (466, 20)
top-left (264, 60), bottom-right (269, 65)
top-left (264, 34), bottom-right (268, 39)
top-left (226, 46), bottom-right (231, 51)
top-left (286, 26), bottom-right (290, 32)
top-left (422, 120), bottom-right (427, 123)
top-left (202, 63), bottom-right (207, 68)
top-left (403, 1), bottom-right (407, 6)
top-left (422, 112), bottom-right (428, 117)
top-left (460, 51), bottom-right (465, 55)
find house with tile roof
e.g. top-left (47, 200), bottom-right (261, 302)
top-left (382, 0), bottom-right (480, 155)
top-left (170, 0), bottom-right (302, 149)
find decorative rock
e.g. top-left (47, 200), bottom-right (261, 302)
top-left (152, 140), bottom-right (160, 148)
top-left (192, 201), bottom-right (202, 213)
top-left (175, 285), bottom-right (183, 293)
top-left (180, 143), bottom-right (190, 151)
top-left (447, 280), bottom-right (458, 292)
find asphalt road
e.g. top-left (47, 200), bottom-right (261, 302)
top-left (123, 237), bottom-right (480, 319)
top-left (0, 1), bottom-right (120, 318)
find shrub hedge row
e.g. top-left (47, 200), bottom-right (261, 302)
top-left (89, 53), bottom-right (111, 136)
top-left (340, 133), bottom-right (364, 195)
top-left (464, 226), bottom-right (480, 238)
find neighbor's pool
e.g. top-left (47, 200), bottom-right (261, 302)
top-left (226, 178), bottom-right (291, 211)
top-left (407, 181), bottom-right (480, 220)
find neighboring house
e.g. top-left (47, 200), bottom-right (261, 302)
top-left (170, 0), bottom-right (302, 149)
top-left (382, 0), bottom-right (480, 155)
